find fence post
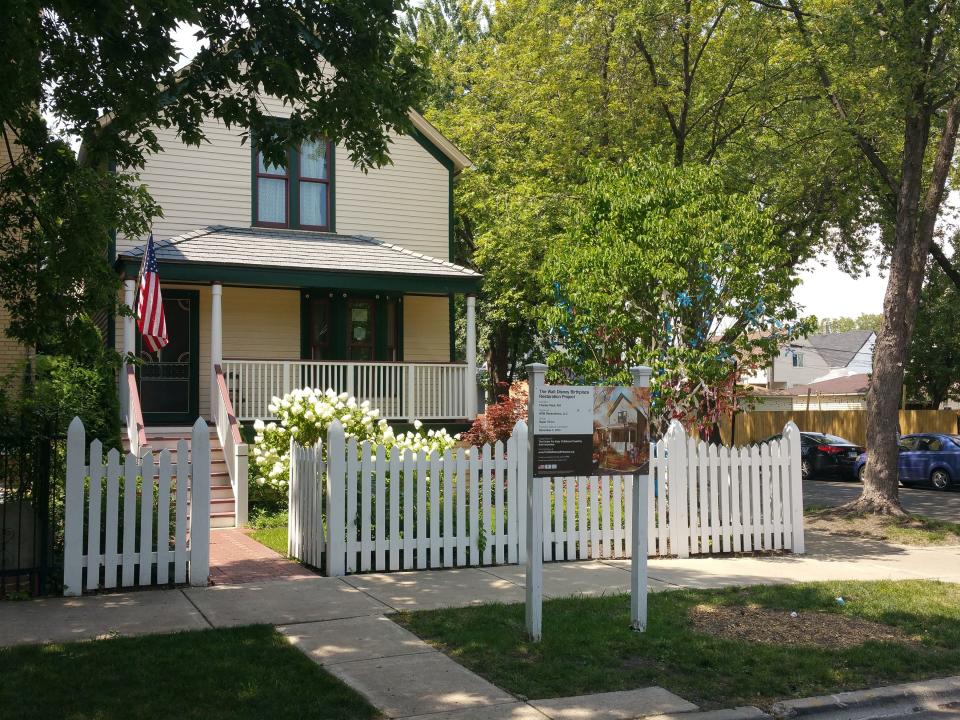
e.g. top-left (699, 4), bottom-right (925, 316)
top-left (189, 418), bottom-right (210, 586)
top-left (326, 420), bottom-right (347, 576)
top-left (783, 421), bottom-right (805, 554)
top-left (666, 420), bottom-right (689, 558)
top-left (515, 420), bottom-right (528, 564)
top-left (64, 417), bottom-right (86, 597)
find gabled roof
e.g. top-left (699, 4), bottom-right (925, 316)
top-left (117, 226), bottom-right (480, 293)
top-left (804, 330), bottom-right (875, 368)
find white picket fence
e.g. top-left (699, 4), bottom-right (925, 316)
top-left (63, 417), bottom-right (211, 596)
top-left (288, 419), bottom-right (804, 575)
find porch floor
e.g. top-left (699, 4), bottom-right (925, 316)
top-left (209, 528), bottom-right (317, 585)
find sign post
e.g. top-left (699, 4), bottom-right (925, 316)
top-left (629, 365), bottom-right (653, 631)
top-left (525, 363), bottom-right (546, 641)
top-left (525, 363), bottom-right (653, 641)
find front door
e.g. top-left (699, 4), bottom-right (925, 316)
top-left (138, 289), bottom-right (200, 425)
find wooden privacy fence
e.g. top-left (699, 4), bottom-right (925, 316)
top-left (288, 419), bottom-right (805, 575)
top-left (63, 418), bottom-right (210, 596)
top-left (724, 408), bottom-right (959, 446)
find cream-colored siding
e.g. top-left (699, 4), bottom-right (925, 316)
top-left (119, 94), bottom-right (451, 262)
top-left (0, 301), bottom-right (29, 386)
top-left (403, 295), bottom-right (450, 362)
top-left (221, 287), bottom-right (300, 361)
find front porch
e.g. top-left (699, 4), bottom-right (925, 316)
top-left (115, 226), bottom-right (482, 527)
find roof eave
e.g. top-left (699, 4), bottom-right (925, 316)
top-left (115, 256), bottom-right (481, 294)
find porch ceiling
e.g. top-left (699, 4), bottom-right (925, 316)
top-left (116, 225), bottom-right (481, 293)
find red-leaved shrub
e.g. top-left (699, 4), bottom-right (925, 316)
top-left (461, 381), bottom-right (528, 447)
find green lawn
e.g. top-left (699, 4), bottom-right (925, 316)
top-left (395, 580), bottom-right (960, 710)
top-left (247, 509), bottom-right (289, 556)
top-left (249, 525), bottom-right (288, 555)
top-left (0, 625), bottom-right (381, 720)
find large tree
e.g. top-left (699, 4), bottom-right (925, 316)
top-left (776, 0), bottom-right (960, 514)
top-left (408, 0), bottom-right (821, 394)
top-left (542, 158), bottom-right (812, 435)
top-left (1, 0), bottom-right (423, 354)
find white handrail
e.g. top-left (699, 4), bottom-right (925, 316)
top-left (125, 366), bottom-right (148, 458)
top-left (221, 359), bottom-right (469, 422)
top-left (214, 364), bottom-right (248, 525)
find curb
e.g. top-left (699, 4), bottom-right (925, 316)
top-left (770, 675), bottom-right (960, 718)
top-left (646, 707), bottom-right (771, 720)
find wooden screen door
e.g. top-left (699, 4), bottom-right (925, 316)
top-left (138, 289), bottom-right (200, 425)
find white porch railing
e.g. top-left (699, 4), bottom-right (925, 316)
top-left (221, 359), bottom-right (469, 422)
top-left (213, 364), bottom-right (249, 525)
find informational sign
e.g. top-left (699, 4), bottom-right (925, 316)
top-left (532, 385), bottom-right (651, 477)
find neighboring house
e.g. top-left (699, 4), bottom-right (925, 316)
top-left (749, 373), bottom-right (871, 411)
top-left (744, 330), bottom-right (875, 389)
top-left (93, 93), bottom-right (480, 528)
top-left (0, 128), bottom-right (30, 389)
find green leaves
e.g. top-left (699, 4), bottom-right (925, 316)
top-left (542, 157), bottom-right (813, 432)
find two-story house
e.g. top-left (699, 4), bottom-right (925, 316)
top-left (104, 94), bottom-right (480, 528)
top-left (744, 330), bottom-right (875, 389)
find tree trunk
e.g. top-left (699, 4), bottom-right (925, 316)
top-left (857, 100), bottom-right (960, 515)
top-left (487, 321), bottom-right (511, 400)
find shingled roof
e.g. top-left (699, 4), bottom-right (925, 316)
top-left (805, 330), bottom-right (874, 368)
top-left (117, 226), bottom-right (481, 292)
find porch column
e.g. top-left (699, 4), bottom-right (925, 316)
top-left (465, 293), bottom-right (478, 419)
top-left (120, 279), bottom-right (136, 418)
top-left (210, 282), bottom-right (223, 415)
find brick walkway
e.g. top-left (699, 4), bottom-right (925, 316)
top-left (208, 528), bottom-right (317, 585)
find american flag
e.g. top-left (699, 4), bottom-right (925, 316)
top-left (137, 234), bottom-right (168, 353)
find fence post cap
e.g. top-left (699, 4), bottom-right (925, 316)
top-left (783, 420), bottom-right (800, 436)
top-left (526, 362), bottom-right (548, 373)
top-left (191, 417), bottom-right (208, 433)
top-left (629, 366), bottom-right (653, 387)
top-left (68, 415), bottom-right (84, 433)
top-left (514, 419), bottom-right (528, 433)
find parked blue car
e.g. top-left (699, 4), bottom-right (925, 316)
top-left (854, 433), bottom-right (960, 490)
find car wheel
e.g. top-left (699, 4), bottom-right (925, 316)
top-left (857, 465), bottom-right (866, 482)
top-left (801, 458), bottom-right (812, 480)
top-left (931, 469), bottom-right (951, 491)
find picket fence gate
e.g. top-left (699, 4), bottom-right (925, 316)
top-left (63, 417), bottom-right (211, 596)
top-left (287, 419), bottom-right (804, 575)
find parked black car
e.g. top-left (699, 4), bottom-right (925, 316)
top-left (764, 432), bottom-right (863, 480)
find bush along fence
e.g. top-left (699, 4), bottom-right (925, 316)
top-left (63, 417), bottom-right (210, 596)
top-left (288, 419), bottom-right (805, 575)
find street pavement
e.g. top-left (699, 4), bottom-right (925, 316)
top-left (803, 477), bottom-right (960, 521)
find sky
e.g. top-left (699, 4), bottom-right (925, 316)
top-left (794, 255), bottom-right (886, 319)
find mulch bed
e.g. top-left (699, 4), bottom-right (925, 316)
top-left (688, 603), bottom-right (918, 649)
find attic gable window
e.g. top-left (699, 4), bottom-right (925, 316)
top-left (253, 139), bottom-right (333, 231)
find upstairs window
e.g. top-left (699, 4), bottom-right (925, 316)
top-left (254, 139), bottom-right (332, 230)
top-left (792, 352), bottom-right (804, 367)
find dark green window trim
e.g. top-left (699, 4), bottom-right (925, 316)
top-left (448, 294), bottom-right (456, 362)
top-left (251, 138), bottom-right (335, 232)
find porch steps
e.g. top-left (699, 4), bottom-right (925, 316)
top-left (121, 425), bottom-right (237, 529)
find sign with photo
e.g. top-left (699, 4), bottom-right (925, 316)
top-left (532, 385), bottom-right (651, 477)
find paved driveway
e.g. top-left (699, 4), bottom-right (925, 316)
top-left (803, 478), bottom-right (960, 522)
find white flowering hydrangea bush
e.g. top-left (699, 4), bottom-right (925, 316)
top-left (249, 387), bottom-right (459, 508)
